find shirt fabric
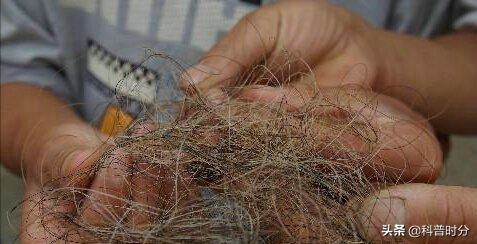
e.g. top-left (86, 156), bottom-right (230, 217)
top-left (1, 0), bottom-right (477, 125)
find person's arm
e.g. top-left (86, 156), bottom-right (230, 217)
top-left (0, 83), bottom-right (159, 244)
top-left (0, 0), bottom-right (104, 179)
top-left (375, 30), bottom-right (477, 134)
top-left (0, 83), bottom-right (101, 180)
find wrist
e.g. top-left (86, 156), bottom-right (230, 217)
top-left (368, 29), bottom-right (477, 134)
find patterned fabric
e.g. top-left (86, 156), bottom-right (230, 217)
top-left (1, 0), bottom-right (476, 125)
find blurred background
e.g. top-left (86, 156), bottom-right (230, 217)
top-left (2, 135), bottom-right (476, 243)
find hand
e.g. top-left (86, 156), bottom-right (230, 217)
top-left (357, 183), bottom-right (477, 244)
top-left (239, 86), bottom-right (444, 183)
top-left (20, 123), bottom-right (117, 243)
top-left (181, 0), bottom-right (477, 134)
top-left (19, 92), bottom-right (443, 243)
top-left (178, 0), bottom-right (444, 183)
top-left (19, 122), bottom-right (188, 243)
top-left (180, 0), bottom-right (381, 96)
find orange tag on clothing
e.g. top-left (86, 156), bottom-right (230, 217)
top-left (99, 105), bottom-right (134, 136)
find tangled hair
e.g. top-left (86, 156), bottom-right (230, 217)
top-left (19, 50), bottom-right (437, 244)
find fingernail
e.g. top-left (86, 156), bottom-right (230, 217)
top-left (355, 194), bottom-right (406, 241)
top-left (236, 85), bottom-right (279, 102)
top-left (180, 63), bottom-right (218, 88)
top-left (205, 88), bottom-right (228, 105)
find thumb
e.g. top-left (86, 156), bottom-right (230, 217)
top-left (33, 124), bottom-right (107, 187)
top-left (357, 183), bottom-right (477, 244)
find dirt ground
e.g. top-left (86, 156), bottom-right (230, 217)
top-left (1, 135), bottom-right (476, 243)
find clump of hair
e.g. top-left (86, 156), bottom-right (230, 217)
top-left (19, 50), bottom-right (432, 244)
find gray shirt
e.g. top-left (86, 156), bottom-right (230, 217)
top-left (1, 0), bottom-right (477, 125)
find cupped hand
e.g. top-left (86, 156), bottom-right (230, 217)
top-left (19, 122), bottom-right (195, 243)
top-left (179, 0), bottom-right (444, 186)
top-left (180, 0), bottom-right (382, 96)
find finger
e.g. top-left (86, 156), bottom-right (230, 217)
top-left (122, 120), bottom-right (161, 227)
top-left (127, 152), bottom-right (203, 228)
top-left (311, 47), bottom-right (378, 89)
top-left (122, 121), bottom-right (201, 227)
top-left (70, 121), bottom-right (155, 227)
top-left (79, 148), bottom-right (133, 227)
top-left (236, 82), bottom-right (317, 111)
top-left (126, 119), bottom-right (158, 136)
top-left (21, 126), bottom-right (109, 243)
top-left (20, 185), bottom-right (96, 243)
top-left (238, 85), bottom-right (442, 182)
top-left (34, 125), bottom-right (106, 188)
top-left (178, 5), bottom-right (280, 93)
top-left (357, 183), bottom-right (477, 244)
top-left (344, 91), bottom-right (442, 183)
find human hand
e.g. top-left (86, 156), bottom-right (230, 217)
top-left (181, 0), bottom-right (477, 134)
top-left (239, 85), bottom-right (442, 183)
top-left (19, 91), bottom-right (443, 243)
top-left (20, 123), bottom-right (120, 243)
top-left (180, 0), bottom-right (381, 97)
top-left (357, 183), bottom-right (477, 244)
top-left (19, 122), bottom-right (192, 243)
top-left (179, 0), bottom-right (448, 184)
